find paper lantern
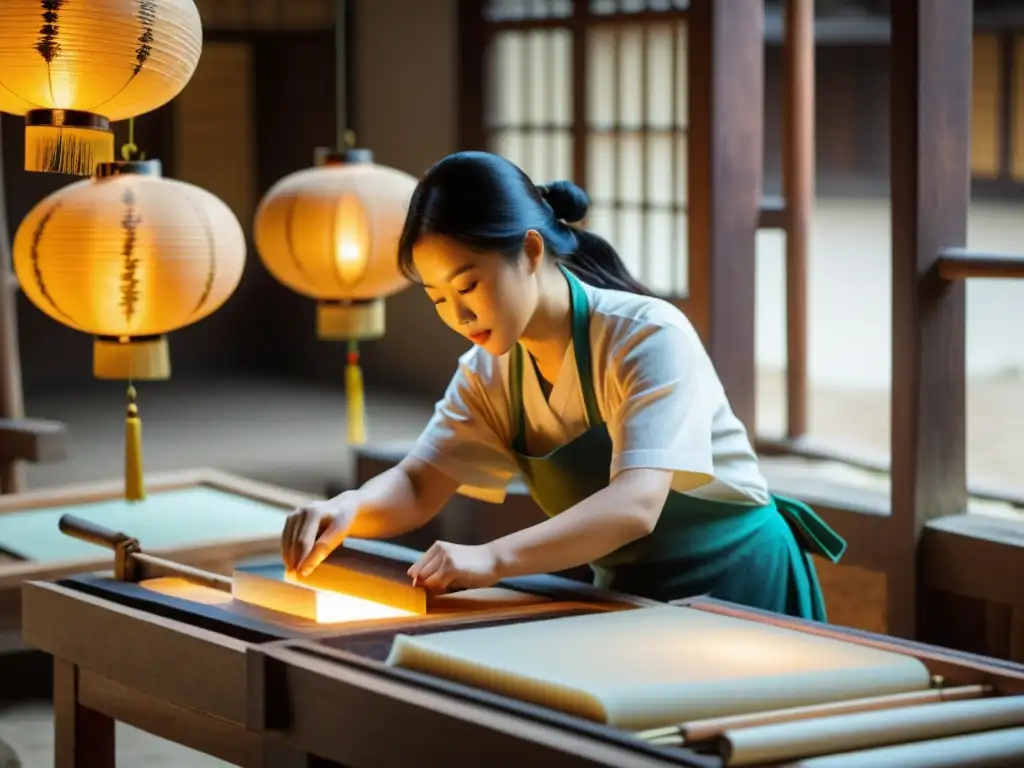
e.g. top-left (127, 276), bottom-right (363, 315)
top-left (0, 0), bottom-right (203, 175)
top-left (13, 159), bottom-right (246, 499)
top-left (254, 147), bottom-right (417, 443)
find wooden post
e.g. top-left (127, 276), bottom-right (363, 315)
top-left (0, 120), bottom-right (26, 493)
top-left (53, 659), bottom-right (115, 768)
top-left (686, 0), bottom-right (765, 434)
top-left (888, 0), bottom-right (971, 640)
top-left (781, 0), bottom-right (813, 439)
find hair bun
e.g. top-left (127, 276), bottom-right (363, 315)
top-left (538, 180), bottom-right (589, 224)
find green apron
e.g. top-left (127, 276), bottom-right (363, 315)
top-left (507, 268), bottom-right (847, 621)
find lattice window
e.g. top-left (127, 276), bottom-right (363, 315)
top-left (483, 0), bottom-right (690, 297)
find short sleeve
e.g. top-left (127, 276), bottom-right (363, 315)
top-left (607, 322), bottom-right (716, 489)
top-left (408, 352), bottom-right (519, 502)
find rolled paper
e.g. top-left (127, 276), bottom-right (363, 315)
top-left (784, 726), bottom-right (1024, 768)
top-left (660, 684), bottom-right (991, 744)
top-left (719, 695), bottom-right (1024, 766)
top-left (647, 735), bottom-right (684, 747)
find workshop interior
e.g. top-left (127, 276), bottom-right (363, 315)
top-left (0, 0), bottom-right (1023, 766)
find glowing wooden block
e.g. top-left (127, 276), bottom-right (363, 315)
top-left (296, 546), bottom-right (429, 614)
top-left (232, 563), bottom-right (416, 624)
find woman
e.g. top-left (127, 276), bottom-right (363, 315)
top-left (281, 151), bottom-right (845, 620)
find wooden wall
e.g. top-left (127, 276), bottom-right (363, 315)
top-left (192, 0), bottom-right (334, 29)
top-left (763, 33), bottom-right (1024, 197)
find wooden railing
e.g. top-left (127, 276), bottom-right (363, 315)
top-left (937, 248), bottom-right (1024, 280)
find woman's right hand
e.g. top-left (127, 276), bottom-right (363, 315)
top-left (281, 493), bottom-right (360, 577)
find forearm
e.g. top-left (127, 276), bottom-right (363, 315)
top-left (346, 458), bottom-right (455, 539)
top-left (488, 481), bottom-right (659, 579)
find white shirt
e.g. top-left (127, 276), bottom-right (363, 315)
top-left (410, 280), bottom-right (771, 507)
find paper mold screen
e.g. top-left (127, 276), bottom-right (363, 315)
top-left (385, 606), bottom-right (934, 731)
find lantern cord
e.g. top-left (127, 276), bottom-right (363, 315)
top-left (120, 118), bottom-right (145, 162)
top-left (345, 339), bottom-right (366, 444)
top-left (334, 0), bottom-right (348, 149)
top-left (125, 383), bottom-right (146, 501)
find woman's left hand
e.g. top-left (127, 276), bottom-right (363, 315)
top-left (407, 541), bottom-right (501, 592)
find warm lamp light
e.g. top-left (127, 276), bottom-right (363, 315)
top-left (254, 146), bottom-right (417, 443)
top-left (12, 158), bottom-right (246, 499)
top-left (0, 0), bottom-right (203, 175)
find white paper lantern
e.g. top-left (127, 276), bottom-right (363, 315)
top-left (0, 0), bottom-right (203, 175)
top-left (254, 149), bottom-right (417, 342)
top-left (13, 159), bottom-right (246, 381)
top-left (254, 147), bottom-right (417, 444)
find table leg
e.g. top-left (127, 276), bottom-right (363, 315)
top-left (261, 740), bottom-right (347, 767)
top-left (53, 658), bottom-right (115, 768)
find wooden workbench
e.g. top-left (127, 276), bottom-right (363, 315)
top-left (22, 539), bottom-right (656, 767)
top-left (20, 537), bottom-right (1024, 767)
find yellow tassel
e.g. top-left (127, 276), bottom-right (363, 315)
top-left (125, 385), bottom-right (145, 502)
top-left (346, 341), bottom-right (366, 444)
top-left (25, 124), bottom-right (114, 176)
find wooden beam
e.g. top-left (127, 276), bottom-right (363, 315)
top-left (0, 120), bottom-right (27, 493)
top-left (0, 417), bottom-right (68, 464)
top-left (686, 0), bottom-right (765, 434)
top-left (756, 434), bottom-right (1024, 511)
top-left (888, 0), bottom-right (971, 640)
top-left (456, 0), bottom-right (488, 151)
top-left (781, 0), bottom-right (813, 439)
top-left (937, 247), bottom-right (1024, 280)
top-left (758, 196), bottom-right (787, 229)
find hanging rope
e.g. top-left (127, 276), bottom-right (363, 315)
top-left (120, 117), bottom-right (146, 161)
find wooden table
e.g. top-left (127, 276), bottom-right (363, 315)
top-left (22, 539), bottom-right (654, 768)
top-left (0, 468), bottom-right (310, 696)
top-left (20, 537), bottom-right (1024, 767)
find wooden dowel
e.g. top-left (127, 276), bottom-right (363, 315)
top-left (132, 552), bottom-right (233, 592)
top-left (58, 513), bottom-right (232, 592)
top-left (634, 684), bottom-right (991, 745)
top-left (58, 514), bottom-right (134, 551)
top-left (782, 0), bottom-right (813, 440)
top-left (937, 247), bottom-right (1024, 280)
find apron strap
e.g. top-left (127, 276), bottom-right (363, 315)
top-left (510, 343), bottom-right (527, 455)
top-left (564, 266), bottom-right (603, 430)
top-left (772, 494), bottom-right (848, 563)
top-left (509, 266), bottom-right (604, 455)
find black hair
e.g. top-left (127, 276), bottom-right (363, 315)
top-left (397, 151), bottom-right (653, 296)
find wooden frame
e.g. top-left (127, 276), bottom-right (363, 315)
top-left (0, 467), bottom-right (313, 656)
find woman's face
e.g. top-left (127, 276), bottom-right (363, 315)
top-left (412, 232), bottom-right (543, 355)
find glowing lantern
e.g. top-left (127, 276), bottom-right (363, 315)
top-left (0, 0), bottom-right (203, 175)
top-left (13, 159), bottom-right (246, 499)
top-left (254, 146), bottom-right (417, 443)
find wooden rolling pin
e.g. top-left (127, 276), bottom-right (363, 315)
top-left (58, 513), bottom-right (232, 592)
